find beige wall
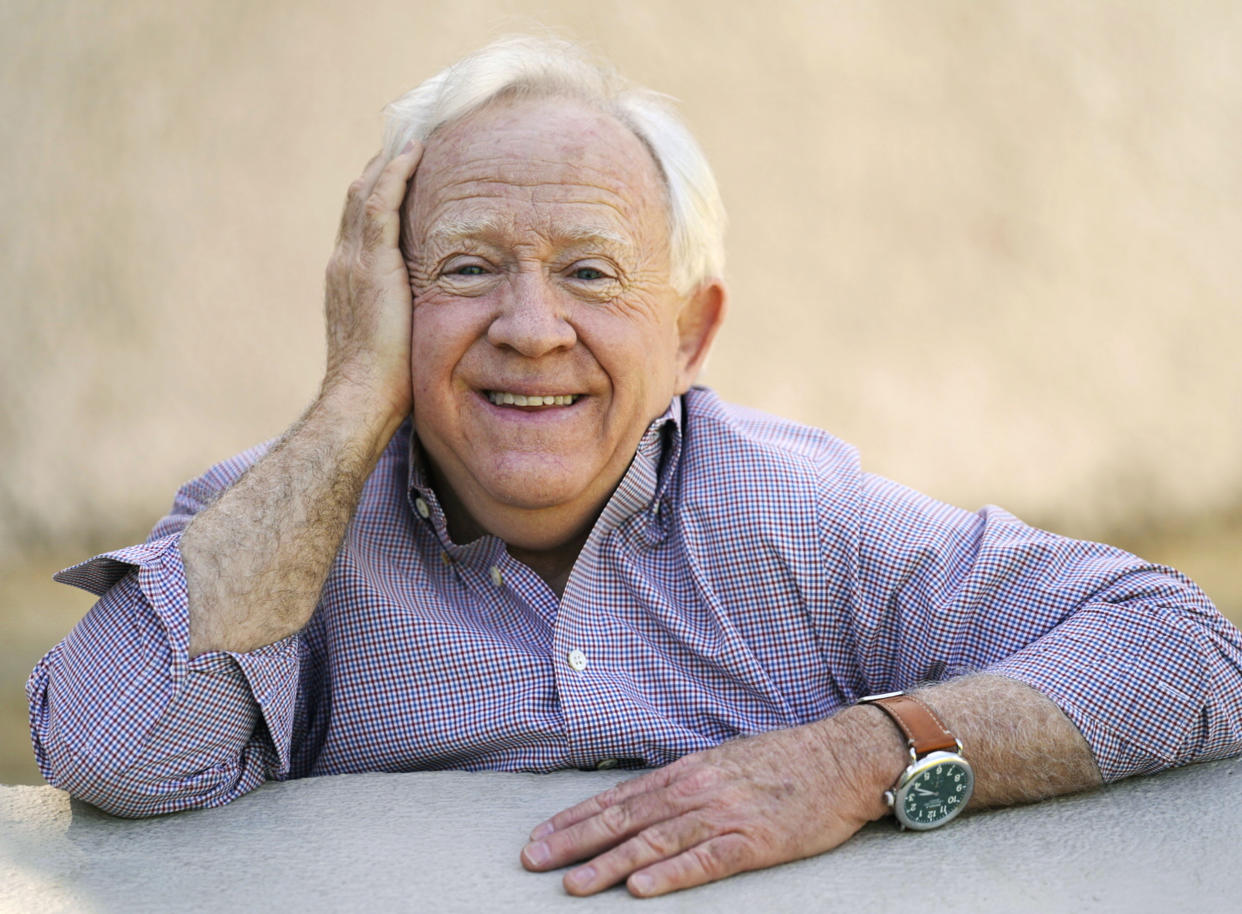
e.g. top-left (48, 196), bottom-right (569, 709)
top-left (3, 0), bottom-right (1241, 556)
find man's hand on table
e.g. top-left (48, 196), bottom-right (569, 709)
top-left (521, 710), bottom-right (907, 897)
top-left (520, 678), bottom-right (1104, 897)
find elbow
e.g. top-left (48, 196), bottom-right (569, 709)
top-left (32, 714), bottom-right (264, 818)
top-left (42, 744), bottom-right (260, 818)
top-left (28, 638), bottom-right (276, 817)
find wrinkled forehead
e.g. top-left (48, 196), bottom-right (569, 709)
top-left (405, 96), bottom-right (669, 252)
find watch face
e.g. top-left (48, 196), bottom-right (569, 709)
top-left (895, 751), bottom-right (974, 831)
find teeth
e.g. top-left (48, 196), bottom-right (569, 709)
top-left (487, 391), bottom-right (579, 407)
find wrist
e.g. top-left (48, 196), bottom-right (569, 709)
top-left (815, 705), bottom-right (912, 823)
top-left (856, 691), bottom-right (976, 830)
top-left (314, 374), bottom-right (409, 462)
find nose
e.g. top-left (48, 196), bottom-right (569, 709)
top-left (486, 269), bottom-right (577, 357)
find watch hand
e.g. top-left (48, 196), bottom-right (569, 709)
top-left (914, 787), bottom-right (936, 796)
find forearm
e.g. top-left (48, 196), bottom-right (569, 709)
top-left (180, 146), bottom-right (422, 657)
top-left (857, 476), bottom-right (1242, 780)
top-left (836, 674), bottom-right (1102, 817)
top-left (519, 674), bottom-right (1102, 897)
top-left (183, 383), bottom-right (403, 656)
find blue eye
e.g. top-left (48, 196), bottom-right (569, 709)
top-left (572, 267), bottom-right (606, 281)
top-left (453, 264), bottom-right (487, 276)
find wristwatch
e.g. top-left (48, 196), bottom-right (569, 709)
top-left (858, 691), bottom-right (974, 831)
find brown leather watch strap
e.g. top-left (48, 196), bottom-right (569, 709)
top-left (859, 692), bottom-right (960, 755)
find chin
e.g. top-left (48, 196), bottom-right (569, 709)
top-left (481, 479), bottom-right (589, 512)
top-left (469, 482), bottom-right (598, 553)
top-left (475, 453), bottom-right (601, 508)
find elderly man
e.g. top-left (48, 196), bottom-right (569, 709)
top-left (28, 37), bottom-right (1242, 897)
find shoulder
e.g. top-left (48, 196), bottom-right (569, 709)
top-left (674, 388), bottom-right (865, 550)
top-left (670, 390), bottom-right (865, 608)
top-left (680, 387), bottom-right (861, 488)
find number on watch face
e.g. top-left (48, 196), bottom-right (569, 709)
top-left (902, 760), bottom-right (971, 825)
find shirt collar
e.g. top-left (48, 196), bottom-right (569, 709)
top-left (405, 395), bottom-right (685, 548)
top-left (637, 395), bottom-right (684, 510)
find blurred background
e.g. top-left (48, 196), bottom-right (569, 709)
top-left (2, 0), bottom-right (1239, 784)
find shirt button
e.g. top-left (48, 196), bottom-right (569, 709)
top-left (567, 649), bottom-right (588, 671)
top-left (595, 758), bottom-right (619, 770)
top-left (489, 565), bottom-right (504, 588)
top-left (414, 497), bottom-right (430, 519)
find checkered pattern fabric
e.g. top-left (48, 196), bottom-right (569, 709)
top-left (28, 387), bottom-right (1242, 817)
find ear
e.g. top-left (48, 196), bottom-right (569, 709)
top-left (673, 279), bottom-right (728, 394)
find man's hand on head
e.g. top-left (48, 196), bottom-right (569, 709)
top-left (322, 142), bottom-right (423, 421)
top-left (520, 712), bottom-right (906, 897)
top-left (181, 144), bottom-right (423, 658)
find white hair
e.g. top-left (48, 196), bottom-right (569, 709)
top-left (382, 36), bottom-right (726, 293)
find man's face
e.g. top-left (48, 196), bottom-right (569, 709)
top-left (403, 96), bottom-right (719, 550)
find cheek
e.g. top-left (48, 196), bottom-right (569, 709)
top-left (579, 311), bottom-right (680, 398)
top-left (409, 299), bottom-right (485, 394)
top-left (640, 323), bottom-right (688, 405)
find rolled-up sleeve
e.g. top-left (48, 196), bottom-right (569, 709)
top-left (27, 535), bottom-right (300, 817)
top-left (854, 475), bottom-right (1242, 783)
top-left (26, 442), bottom-right (298, 818)
top-left (985, 575), bottom-right (1242, 781)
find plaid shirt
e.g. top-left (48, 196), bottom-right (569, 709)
top-left (28, 388), bottom-right (1242, 817)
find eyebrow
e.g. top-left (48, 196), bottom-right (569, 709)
top-left (423, 217), bottom-right (635, 257)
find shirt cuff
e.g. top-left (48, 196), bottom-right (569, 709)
top-left (54, 535), bottom-right (301, 778)
top-left (984, 600), bottom-right (1215, 782)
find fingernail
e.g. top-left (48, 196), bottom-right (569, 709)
top-left (566, 865), bottom-right (596, 891)
top-left (524, 841), bottom-right (550, 867)
top-left (629, 872), bottom-right (655, 895)
top-left (530, 821), bottom-right (554, 840)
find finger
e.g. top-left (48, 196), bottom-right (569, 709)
top-left (529, 764), bottom-right (679, 841)
top-left (522, 764), bottom-right (717, 874)
top-left (561, 812), bottom-right (718, 896)
top-left (337, 151), bottom-right (387, 243)
top-left (372, 140), bottom-right (423, 209)
top-left (625, 833), bottom-right (756, 898)
top-left (523, 783), bottom-right (685, 872)
top-left (361, 141), bottom-right (424, 253)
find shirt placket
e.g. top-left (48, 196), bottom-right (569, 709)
top-left (554, 435), bottom-right (664, 770)
top-left (403, 405), bottom-right (681, 772)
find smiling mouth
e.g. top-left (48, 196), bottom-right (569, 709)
top-left (485, 390), bottom-right (582, 408)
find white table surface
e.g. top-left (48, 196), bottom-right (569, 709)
top-left (3, 757), bottom-right (1239, 913)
